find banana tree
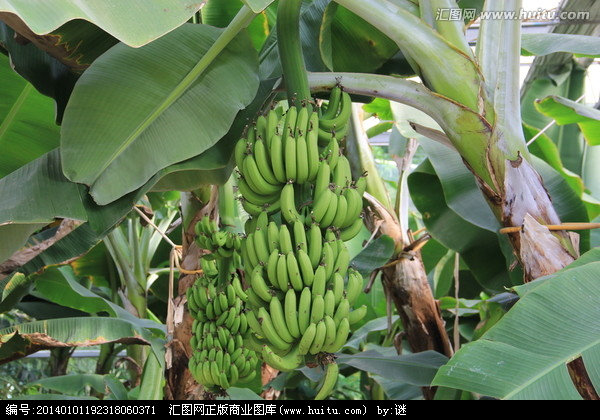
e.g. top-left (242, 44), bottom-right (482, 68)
top-left (1, 0), bottom-right (600, 400)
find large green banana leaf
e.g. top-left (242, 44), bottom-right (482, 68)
top-left (0, 150), bottom-right (87, 264)
top-left (433, 251), bottom-right (600, 400)
top-left (0, 0), bottom-right (201, 47)
top-left (409, 158), bottom-right (512, 292)
top-left (535, 96), bottom-right (600, 146)
top-left (521, 33), bottom-right (600, 57)
top-left (319, 2), bottom-right (399, 73)
top-left (0, 317), bottom-right (163, 364)
top-left (60, 23), bottom-right (259, 205)
top-left (33, 266), bottom-right (163, 333)
top-left (0, 53), bottom-right (59, 178)
top-left (201, 0), bottom-right (277, 50)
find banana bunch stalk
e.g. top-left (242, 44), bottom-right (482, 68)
top-left (234, 86), bottom-right (368, 376)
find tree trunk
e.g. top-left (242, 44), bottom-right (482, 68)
top-left (364, 193), bottom-right (453, 400)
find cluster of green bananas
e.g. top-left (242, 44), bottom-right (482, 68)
top-left (233, 87), bottom-right (367, 400)
top-left (234, 86), bottom-right (357, 223)
top-left (187, 268), bottom-right (259, 391)
top-left (194, 215), bottom-right (242, 258)
top-left (240, 212), bottom-right (367, 371)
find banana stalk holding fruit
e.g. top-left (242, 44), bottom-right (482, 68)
top-left (234, 87), bottom-right (368, 381)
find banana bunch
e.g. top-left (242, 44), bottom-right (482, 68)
top-left (194, 215), bottom-right (242, 258)
top-left (317, 86), bottom-right (353, 146)
top-left (187, 269), bottom-right (259, 391)
top-left (234, 86), bottom-right (352, 217)
top-left (240, 213), bottom-right (367, 372)
top-left (234, 87), bottom-right (368, 385)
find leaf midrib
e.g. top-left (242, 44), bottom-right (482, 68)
top-left (0, 83), bottom-right (33, 141)
top-left (90, 7), bottom-right (256, 185)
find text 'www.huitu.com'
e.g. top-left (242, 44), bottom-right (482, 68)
top-left (436, 8), bottom-right (591, 22)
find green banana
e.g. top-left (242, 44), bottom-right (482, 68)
top-left (312, 188), bottom-right (335, 224)
top-left (266, 107), bottom-right (281, 142)
top-left (266, 248), bottom-right (280, 288)
top-left (242, 233), bottom-right (260, 269)
top-left (323, 315), bottom-right (337, 350)
top-left (230, 314), bottom-right (241, 334)
top-left (235, 138), bottom-right (249, 170)
top-left (253, 227), bottom-right (270, 264)
top-left (281, 182), bottom-right (302, 224)
top-left (306, 111), bottom-right (320, 182)
top-left (313, 160), bottom-right (331, 198)
top-left (298, 322), bottom-right (317, 355)
top-left (262, 344), bottom-right (303, 372)
top-left (279, 224), bottom-right (294, 254)
top-left (331, 194), bottom-right (348, 228)
top-left (339, 217), bottom-right (364, 241)
top-left (286, 251), bottom-right (304, 291)
top-left (243, 154), bottom-right (281, 196)
top-left (296, 248), bottom-right (314, 287)
top-left (332, 155), bottom-right (352, 193)
top-left (323, 289), bottom-right (336, 318)
top-left (345, 268), bottom-right (364, 306)
top-left (319, 91), bottom-right (352, 132)
top-left (293, 220), bottom-right (307, 253)
top-left (320, 86), bottom-right (342, 120)
top-left (348, 304), bottom-right (367, 325)
top-left (321, 241), bottom-right (336, 280)
top-left (284, 288), bottom-right (301, 339)
top-left (276, 253), bottom-right (290, 291)
top-left (270, 133), bottom-right (287, 184)
top-left (249, 265), bottom-right (273, 302)
top-left (311, 265), bottom-right (327, 298)
top-left (342, 187), bottom-right (363, 228)
top-left (295, 133), bottom-right (309, 184)
top-left (245, 310), bottom-right (264, 337)
top-left (319, 191), bottom-right (339, 228)
top-left (254, 139), bottom-right (280, 186)
top-left (307, 223), bottom-right (323, 270)
top-left (231, 275), bottom-right (248, 302)
top-left (331, 272), bottom-right (344, 306)
top-left (283, 105), bottom-right (298, 136)
top-left (314, 362), bottom-right (339, 400)
top-left (267, 221), bottom-right (280, 253)
top-left (333, 245), bottom-right (350, 278)
top-left (294, 105), bottom-right (310, 137)
top-left (309, 319), bottom-right (327, 355)
top-left (255, 114), bottom-right (268, 139)
top-left (269, 297), bottom-right (295, 344)
top-left (322, 136), bottom-right (340, 171)
top-left (298, 286), bottom-right (312, 334)
top-left (258, 307), bottom-right (293, 351)
top-left (284, 132), bottom-right (297, 181)
top-left (310, 294), bottom-right (325, 324)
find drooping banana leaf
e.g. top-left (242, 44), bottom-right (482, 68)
top-left (535, 96), bottom-right (600, 146)
top-left (0, 53), bottom-right (60, 178)
top-left (61, 23), bottom-right (260, 205)
top-left (433, 255), bottom-right (600, 400)
top-left (0, 0), bottom-right (201, 47)
top-left (0, 317), bottom-right (164, 364)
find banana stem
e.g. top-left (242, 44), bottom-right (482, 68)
top-left (277, 0), bottom-right (312, 106)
